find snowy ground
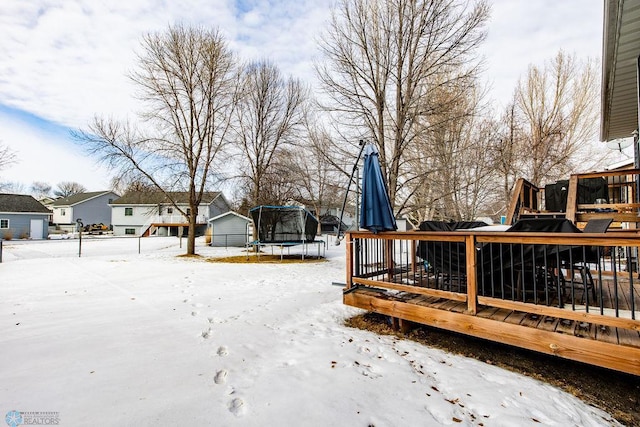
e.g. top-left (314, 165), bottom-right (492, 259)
top-left (0, 236), bottom-right (620, 426)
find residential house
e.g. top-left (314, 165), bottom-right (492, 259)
top-left (37, 196), bottom-right (58, 210)
top-left (51, 191), bottom-right (119, 231)
top-left (0, 193), bottom-right (52, 240)
top-left (110, 191), bottom-right (231, 237)
top-left (208, 211), bottom-right (252, 247)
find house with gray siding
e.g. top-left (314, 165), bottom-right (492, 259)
top-left (110, 191), bottom-right (231, 237)
top-left (0, 193), bottom-right (51, 240)
top-left (208, 211), bottom-right (252, 247)
top-left (51, 191), bottom-right (119, 228)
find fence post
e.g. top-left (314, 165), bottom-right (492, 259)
top-left (465, 234), bottom-right (478, 315)
top-left (0, 239), bottom-right (3, 263)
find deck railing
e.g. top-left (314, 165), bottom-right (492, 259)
top-left (146, 214), bottom-right (208, 224)
top-left (506, 169), bottom-right (640, 226)
top-left (345, 230), bottom-right (640, 332)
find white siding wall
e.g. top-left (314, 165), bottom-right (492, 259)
top-left (52, 206), bottom-right (74, 224)
top-left (111, 206), bottom-right (151, 236)
top-left (112, 225), bottom-right (140, 236)
top-left (111, 206), bottom-right (151, 226)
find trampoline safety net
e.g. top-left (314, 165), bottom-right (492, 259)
top-left (249, 205), bottom-right (318, 243)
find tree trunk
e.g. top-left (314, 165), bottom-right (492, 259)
top-left (187, 205), bottom-right (197, 255)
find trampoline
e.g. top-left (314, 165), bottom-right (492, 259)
top-left (248, 206), bottom-right (324, 260)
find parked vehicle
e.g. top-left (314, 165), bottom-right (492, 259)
top-left (83, 223), bottom-right (110, 234)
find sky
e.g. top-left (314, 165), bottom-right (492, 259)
top-left (0, 236), bottom-right (622, 425)
top-left (0, 0), bottom-right (605, 193)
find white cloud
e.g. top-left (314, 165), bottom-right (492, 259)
top-left (0, 0), bottom-right (604, 190)
top-left (242, 10), bottom-right (263, 26)
top-left (0, 111), bottom-right (112, 191)
top-left (480, 0), bottom-right (603, 110)
top-left (0, 0), bottom-right (331, 129)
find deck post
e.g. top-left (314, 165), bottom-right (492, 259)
top-left (565, 175), bottom-right (578, 223)
top-left (345, 232), bottom-right (353, 289)
top-left (465, 234), bottom-right (477, 315)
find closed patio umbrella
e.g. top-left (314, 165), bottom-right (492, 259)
top-left (360, 144), bottom-right (397, 233)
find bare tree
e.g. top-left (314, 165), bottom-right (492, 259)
top-left (76, 25), bottom-right (240, 255)
top-left (233, 60), bottom-right (308, 207)
top-left (512, 50), bottom-right (601, 186)
top-left (492, 103), bottom-right (523, 210)
top-left (0, 142), bottom-right (17, 172)
top-left (253, 156), bottom-right (299, 206)
top-left (31, 181), bottom-right (52, 199)
top-left (401, 81), bottom-right (498, 222)
top-left (108, 175), bottom-right (153, 196)
top-left (0, 181), bottom-right (26, 194)
top-left (54, 182), bottom-right (87, 198)
top-left (316, 0), bottom-right (490, 213)
top-left (0, 142), bottom-right (18, 191)
top-left (286, 126), bottom-right (345, 232)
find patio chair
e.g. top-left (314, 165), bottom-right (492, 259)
top-left (564, 218), bottom-right (613, 302)
top-left (416, 221), bottom-right (486, 293)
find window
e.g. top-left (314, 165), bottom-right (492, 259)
top-left (61, 209), bottom-right (66, 216)
top-left (0, 219), bottom-right (8, 229)
top-left (186, 208), bottom-right (191, 216)
top-left (167, 207), bottom-right (173, 214)
top-left (125, 228), bottom-right (135, 235)
top-left (125, 207), bottom-right (133, 216)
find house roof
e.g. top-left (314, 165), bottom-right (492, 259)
top-left (0, 193), bottom-right (51, 214)
top-left (601, 0), bottom-right (640, 141)
top-left (208, 211), bottom-right (252, 223)
top-left (111, 191), bottom-right (222, 205)
top-left (52, 191), bottom-right (117, 207)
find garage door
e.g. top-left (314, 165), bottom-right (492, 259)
top-left (30, 219), bottom-right (43, 239)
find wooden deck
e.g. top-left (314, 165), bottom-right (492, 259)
top-left (347, 279), bottom-right (640, 348)
top-left (343, 230), bottom-right (640, 376)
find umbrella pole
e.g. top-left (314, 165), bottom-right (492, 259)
top-left (336, 140), bottom-right (367, 245)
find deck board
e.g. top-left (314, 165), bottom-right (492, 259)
top-left (476, 306), bottom-right (502, 319)
top-left (595, 324), bottom-right (619, 344)
top-left (504, 311), bottom-right (528, 326)
top-left (487, 308), bottom-right (511, 322)
top-left (519, 313), bottom-right (543, 328)
top-left (345, 285), bottom-right (640, 350)
top-left (556, 318), bottom-right (576, 335)
top-left (618, 327), bottom-right (640, 347)
top-left (538, 316), bottom-right (560, 333)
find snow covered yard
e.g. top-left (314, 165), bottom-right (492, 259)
top-left (0, 237), bottom-right (619, 426)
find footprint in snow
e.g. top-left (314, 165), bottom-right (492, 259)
top-left (191, 311), bottom-right (199, 316)
top-left (214, 369), bottom-right (228, 384)
top-left (228, 397), bottom-right (246, 416)
top-left (217, 346), bottom-right (229, 357)
top-left (202, 328), bottom-right (212, 339)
